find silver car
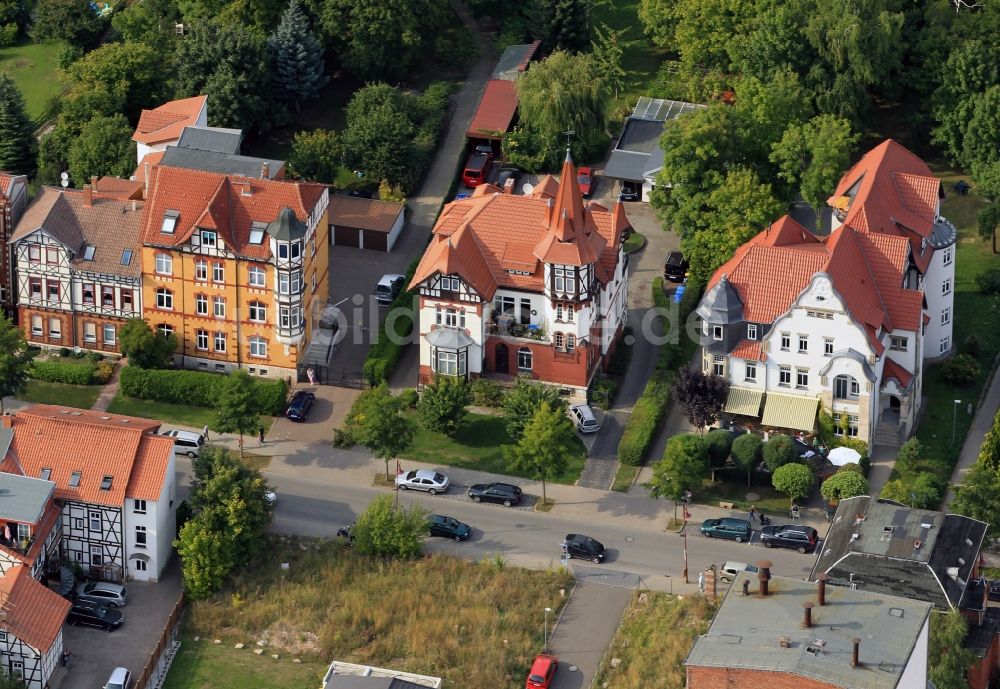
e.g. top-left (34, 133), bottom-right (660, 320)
top-left (395, 469), bottom-right (449, 495)
top-left (75, 580), bottom-right (128, 608)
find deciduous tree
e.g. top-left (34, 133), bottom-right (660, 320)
top-left (646, 433), bottom-right (710, 521)
top-left (0, 315), bottom-right (35, 413)
top-left (288, 129), bottom-right (341, 182)
top-left (762, 434), bottom-right (797, 472)
top-left (119, 318), bottom-right (176, 369)
top-left (770, 114), bottom-right (859, 212)
top-left (268, 0), bottom-right (327, 110)
top-left (671, 367), bottom-right (729, 432)
top-left (504, 402), bottom-right (575, 504)
top-left (346, 383), bottom-right (415, 479)
top-left (417, 376), bottom-right (471, 436)
top-left (501, 377), bottom-right (562, 439)
top-left (705, 428), bottom-right (734, 480)
top-left (929, 611), bottom-right (977, 689)
top-left (112, 0), bottom-right (180, 53)
top-left (820, 470), bottom-right (869, 502)
top-left (952, 462), bottom-right (1000, 541)
top-left (66, 42), bottom-right (170, 123)
top-left (0, 74), bottom-right (34, 177)
top-left (342, 84), bottom-right (416, 190)
top-left (731, 433), bottom-right (763, 487)
top-left (31, 0), bottom-right (105, 48)
top-left (67, 114), bottom-right (136, 186)
top-left (352, 494), bottom-right (428, 559)
top-left (771, 462), bottom-right (813, 507)
top-left (215, 370), bottom-right (260, 457)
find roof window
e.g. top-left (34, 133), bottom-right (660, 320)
top-left (161, 210), bottom-right (179, 234)
top-left (83, 245), bottom-right (95, 261)
top-left (100, 475), bottom-right (113, 491)
top-left (249, 221), bottom-right (267, 245)
top-left (69, 471), bottom-right (81, 487)
top-left (120, 249), bottom-right (133, 266)
top-left (40, 468), bottom-right (51, 481)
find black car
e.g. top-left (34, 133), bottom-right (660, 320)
top-left (468, 482), bottom-right (523, 507)
top-left (427, 514), bottom-right (472, 541)
top-left (67, 601), bottom-right (123, 632)
top-left (760, 524), bottom-right (819, 553)
top-left (285, 391), bottom-right (316, 422)
top-left (563, 533), bottom-right (606, 563)
top-left (619, 181), bottom-right (641, 202)
top-left (663, 251), bottom-right (689, 282)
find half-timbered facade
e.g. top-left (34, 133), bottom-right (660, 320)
top-left (1, 407), bottom-right (176, 583)
top-left (408, 153), bottom-right (630, 396)
top-left (0, 172), bottom-right (28, 319)
top-left (140, 165), bottom-right (331, 378)
top-left (9, 184), bottom-right (143, 354)
top-left (0, 564), bottom-right (70, 689)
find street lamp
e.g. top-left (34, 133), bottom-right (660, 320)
top-left (952, 399), bottom-right (962, 445)
top-left (543, 607), bottom-right (553, 653)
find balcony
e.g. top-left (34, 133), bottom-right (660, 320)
top-left (488, 316), bottom-right (547, 342)
top-left (0, 529), bottom-right (33, 556)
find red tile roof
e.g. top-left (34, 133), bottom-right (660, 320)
top-left (0, 172), bottom-right (19, 197)
top-left (126, 434), bottom-right (175, 501)
top-left (7, 406), bottom-right (164, 507)
top-left (410, 157), bottom-right (626, 299)
top-left (0, 564), bottom-right (70, 652)
top-left (883, 358), bottom-right (914, 389)
top-left (731, 339), bottom-right (765, 361)
top-left (141, 165), bottom-right (327, 260)
top-left (133, 95), bottom-right (207, 146)
top-left (134, 151), bottom-right (166, 187)
top-left (467, 80), bottom-right (519, 139)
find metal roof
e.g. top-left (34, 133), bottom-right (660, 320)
top-left (602, 99), bottom-right (705, 181)
top-left (491, 41), bottom-right (541, 80)
top-left (631, 97), bottom-right (703, 121)
top-left (160, 146), bottom-right (284, 179)
top-left (176, 126), bottom-right (244, 155)
top-left (686, 573), bottom-right (932, 689)
top-left (0, 473), bottom-right (55, 524)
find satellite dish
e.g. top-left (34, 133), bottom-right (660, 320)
top-left (60, 179), bottom-right (69, 188)
top-left (521, 183), bottom-right (534, 195)
top-left (60, 171), bottom-right (69, 181)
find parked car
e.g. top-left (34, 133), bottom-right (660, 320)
top-left (663, 251), bottom-right (689, 283)
top-left (161, 429), bottom-right (203, 458)
top-left (563, 533), bottom-right (606, 563)
top-left (104, 666), bottom-right (133, 689)
top-left (699, 518), bottom-right (752, 543)
top-left (75, 580), bottom-right (128, 607)
top-left (619, 180), bottom-right (641, 201)
top-left (989, 580), bottom-right (1000, 602)
top-left (427, 514), bottom-right (471, 541)
top-left (67, 601), bottom-right (124, 631)
top-left (462, 148), bottom-right (494, 188)
top-left (396, 469), bottom-right (450, 494)
top-left (375, 273), bottom-right (406, 305)
top-left (468, 482), bottom-right (523, 507)
top-left (525, 654), bottom-right (558, 689)
top-left (577, 167), bottom-right (594, 198)
top-left (760, 524), bottom-right (819, 553)
top-left (285, 390), bottom-right (316, 422)
top-left (719, 561), bottom-right (758, 583)
top-left (568, 404), bottom-right (600, 433)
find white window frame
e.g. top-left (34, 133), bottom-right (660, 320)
top-left (135, 525), bottom-right (147, 548)
top-left (201, 230), bottom-right (217, 247)
top-left (196, 330), bottom-right (209, 351)
top-left (779, 366), bottom-right (791, 387)
top-left (249, 301), bottom-right (266, 323)
top-left (517, 347), bottom-right (533, 371)
top-left (155, 253), bottom-right (172, 275)
top-left (249, 336), bottom-right (267, 358)
top-left (83, 322), bottom-right (97, 343)
top-left (798, 335), bottom-right (808, 353)
top-left (940, 337), bottom-right (950, 354)
top-left (213, 295), bottom-right (226, 318)
top-left (102, 324), bottom-right (116, 344)
top-left (195, 294), bottom-right (208, 315)
top-left (942, 278), bottom-right (952, 296)
top-left (248, 265), bottom-right (266, 287)
top-left (712, 325), bottom-right (723, 341)
top-left (156, 288), bottom-right (173, 310)
top-left (212, 262), bottom-right (224, 283)
top-left (195, 259), bottom-right (208, 281)
top-left (943, 247), bottom-right (952, 266)
top-left (133, 499), bottom-right (146, 514)
top-left (796, 368), bottom-right (809, 389)
top-left (824, 338), bottom-right (834, 356)
top-left (890, 336), bottom-right (908, 352)
top-left (744, 360), bottom-right (757, 382)
top-left (780, 333), bottom-right (790, 351)
top-left (214, 332), bottom-right (227, 352)
top-left (941, 307), bottom-right (951, 325)
top-left (747, 323), bottom-right (757, 340)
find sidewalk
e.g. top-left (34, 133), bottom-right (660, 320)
top-left (945, 362), bottom-right (1000, 505)
top-left (548, 581), bottom-right (632, 689)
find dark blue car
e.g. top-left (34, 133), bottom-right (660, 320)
top-left (285, 391), bottom-right (315, 422)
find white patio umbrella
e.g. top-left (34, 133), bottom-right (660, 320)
top-left (828, 446), bottom-right (862, 467)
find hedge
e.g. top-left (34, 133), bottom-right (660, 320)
top-left (616, 278), bottom-right (703, 465)
top-left (363, 256), bottom-right (421, 385)
top-left (119, 366), bottom-right (287, 416)
top-left (30, 359), bottom-right (99, 385)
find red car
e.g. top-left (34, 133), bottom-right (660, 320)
top-left (526, 654), bottom-right (558, 689)
top-left (577, 166), bottom-right (594, 198)
top-left (462, 147), bottom-right (494, 188)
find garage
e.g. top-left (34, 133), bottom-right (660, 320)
top-left (329, 195), bottom-right (405, 252)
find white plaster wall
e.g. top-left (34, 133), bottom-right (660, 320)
top-left (923, 247), bottom-right (955, 358)
top-left (124, 449), bottom-right (176, 582)
top-left (897, 616), bottom-right (929, 689)
top-left (417, 299), bottom-right (484, 375)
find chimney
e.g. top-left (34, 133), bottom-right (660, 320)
top-left (261, 161), bottom-right (269, 179)
top-left (90, 175), bottom-right (98, 188)
top-left (817, 573), bottom-right (828, 606)
top-left (757, 560), bottom-right (773, 597)
top-left (705, 568), bottom-right (717, 602)
top-left (851, 638), bottom-right (861, 667)
top-left (82, 185), bottom-right (92, 208)
top-left (503, 176), bottom-right (515, 194)
top-left (144, 162), bottom-right (150, 198)
top-left (1, 413), bottom-right (11, 429)
top-left (802, 601), bottom-right (814, 628)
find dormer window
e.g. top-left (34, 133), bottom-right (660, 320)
top-left (712, 325), bottom-right (723, 341)
top-left (100, 475), bottom-right (113, 491)
top-left (249, 222), bottom-right (267, 245)
top-left (40, 468), bottom-right (51, 481)
top-left (747, 324), bottom-right (757, 340)
top-left (161, 210), bottom-right (179, 234)
top-left (69, 471), bottom-right (81, 487)
top-left (83, 245), bottom-right (95, 261)
top-left (201, 231), bottom-right (217, 248)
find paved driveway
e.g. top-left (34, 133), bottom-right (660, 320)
top-left (54, 558), bottom-right (183, 689)
top-left (548, 580), bottom-right (632, 689)
top-left (268, 385), bottom-right (361, 443)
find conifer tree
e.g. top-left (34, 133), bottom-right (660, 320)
top-left (268, 0), bottom-right (328, 110)
top-left (0, 74), bottom-right (35, 176)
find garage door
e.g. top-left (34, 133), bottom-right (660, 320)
top-left (334, 225), bottom-right (359, 247)
top-left (362, 229), bottom-right (387, 252)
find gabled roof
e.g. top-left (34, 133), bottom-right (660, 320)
top-left (0, 172), bottom-right (24, 198)
top-left (132, 95), bottom-right (207, 146)
top-left (5, 406), bottom-right (164, 508)
top-left (492, 41), bottom-right (540, 80)
top-left (328, 195), bottom-right (404, 233)
top-left (141, 165), bottom-right (327, 260)
top-left (409, 155), bottom-right (625, 299)
top-left (160, 146), bottom-right (284, 180)
top-left (125, 434), bottom-right (175, 502)
top-left (467, 80), bottom-right (519, 138)
top-left (176, 125), bottom-right (243, 154)
top-left (882, 358), bottom-right (914, 389)
top-left (9, 187), bottom-right (145, 278)
top-left (810, 496), bottom-right (988, 610)
top-left (0, 564), bottom-right (70, 652)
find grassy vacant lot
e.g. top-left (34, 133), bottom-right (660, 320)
top-left (401, 411), bottom-right (587, 484)
top-left (594, 592), bottom-right (714, 689)
top-left (592, 0), bottom-right (669, 109)
top-left (166, 536), bottom-right (572, 689)
top-left (16, 379), bottom-right (100, 409)
top-left (0, 39), bottom-right (64, 123)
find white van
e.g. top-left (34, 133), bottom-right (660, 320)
top-left (569, 404), bottom-right (600, 433)
top-left (161, 429), bottom-right (204, 457)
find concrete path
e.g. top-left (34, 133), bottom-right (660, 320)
top-left (548, 580), bottom-right (632, 689)
top-left (90, 358), bottom-right (125, 412)
top-left (946, 363), bottom-right (1000, 505)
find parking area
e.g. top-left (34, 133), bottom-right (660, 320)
top-left (54, 558), bottom-right (183, 689)
top-left (268, 385), bottom-right (362, 443)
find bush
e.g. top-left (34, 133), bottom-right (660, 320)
top-left (119, 367), bottom-right (287, 415)
top-left (93, 361), bottom-right (115, 384)
top-left (964, 334), bottom-right (982, 358)
top-left (975, 268), bottom-right (1000, 295)
top-left (30, 359), bottom-right (97, 385)
top-left (469, 379), bottom-right (504, 407)
top-left (880, 471), bottom-right (945, 509)
top-left (58, 347), bottom-right (70, 357)
top-left (705, 428), bottom-right (734, 467)
top-left (398, 388), bottom-right (419, 409)
top-left (332, 427), bottom-right (355, 447)
top-left (618, 374), bottom-right (670, 465)
top-left (589, 377), bottom-right (618, 410)
top-left (363, 258), bottom-right (418, 385)
top-left (820, 470), bottom-right (869, 502)
top-left (941, 353), bottom-right (981, 386)
top-left (763, 434), bottom-right (796, 472)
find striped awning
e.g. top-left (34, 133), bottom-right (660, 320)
top-left (761, 393), bottom-right (819, 432)
top-left (724, 387), bottom-right (763, 417)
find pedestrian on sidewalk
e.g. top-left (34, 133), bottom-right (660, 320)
top-left (698, 571), bottom-right (705, 592)
top-left (748, 506), bottom-right (757, 522)
top-left (258, 425), bottom-right (265, 445)
top-left (202, 425), bottom-right (209, 440)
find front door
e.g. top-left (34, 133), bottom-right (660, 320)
top-left (495, 343), bottom-right (509, 374)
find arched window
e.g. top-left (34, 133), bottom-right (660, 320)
top-left (518, 347), bottom-right (532, 371)
top-left (249, 336), bottom-right (267, 358)
top-left (833, 375), bottom-right (859, 400)
top-left (155, 288), bottom-right (173, 310)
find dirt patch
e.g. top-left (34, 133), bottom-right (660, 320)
top-left (13, 59), bottom-right (30, 69)
top-left (259, 621), bottom-right (323, 656)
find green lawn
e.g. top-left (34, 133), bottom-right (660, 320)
top-left (622, 230), bottom-right (646, 255)
top-left (592, 0), bottom-right (670, 110)
top-left (106, 394), bottom-right (278, 433)
top-left (694, 468), bottom-right (791, 517)
top-left (611, 463), bottom-right (640, 492)
top-left (15, 379), bottom-right (100, 409)
top-left (0, 39), bottom-right (65, 124)
top-left (401, 411), bottom-right (587, 484)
